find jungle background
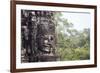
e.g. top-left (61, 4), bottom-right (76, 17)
top-left (55, 12), bottom-right (90, 61)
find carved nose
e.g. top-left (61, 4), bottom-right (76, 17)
top-left (44, 40), bottom-right (48, 44)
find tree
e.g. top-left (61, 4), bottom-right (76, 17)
top-left (54, 12), bottom-right (90, 61)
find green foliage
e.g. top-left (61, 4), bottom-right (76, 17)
top-left (55, 12), bottom-right (90, 61)
top-left (56, 47), bottom-right (90, 61)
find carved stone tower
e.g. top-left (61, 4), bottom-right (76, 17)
top-left (21, 10), bottom-right (59, 62)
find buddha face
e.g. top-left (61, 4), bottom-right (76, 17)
top-left (43, 35), bottom-right (54, 53)
top-left (38, 34), bottom-right (54, 53)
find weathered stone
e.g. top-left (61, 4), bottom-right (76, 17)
top-left (21, 10), bottom-right (59, 62)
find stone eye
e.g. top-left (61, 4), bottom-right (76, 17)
top-left (51, 37), bottom-right (53, 41)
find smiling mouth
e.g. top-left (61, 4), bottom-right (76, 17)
top-left (42, 44), bottom-right (51, 52)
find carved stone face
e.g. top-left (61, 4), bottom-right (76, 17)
top-left (35, 11), bottom-right (55, 54)
top-left (37, 29), bottom-right (55, 53)
top-left (40, 35), bottom-right (54, 53)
